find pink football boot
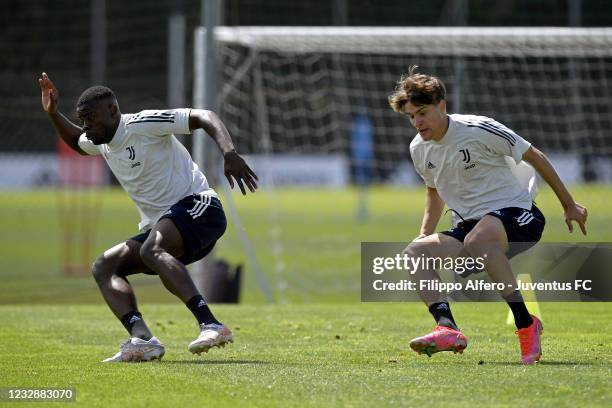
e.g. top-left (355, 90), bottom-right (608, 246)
top-left (515, 315), bottom-right (543, 365)
top-left (409, 325), bottom-right (468, 357)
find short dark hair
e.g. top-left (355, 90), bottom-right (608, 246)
top-left (388, 65), bottom-right (446, 113)
top-left (76, 86), bottom-right (116, 111)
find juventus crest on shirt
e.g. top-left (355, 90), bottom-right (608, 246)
top-left (410, 114), bottom-right (534, 225)
top-left (78, 109), bottom-right (217, 231)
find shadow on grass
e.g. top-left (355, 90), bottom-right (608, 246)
top-left (483, 360), bottom-right (599, 366)
top-left (163, 359), bottom-right (271, 365)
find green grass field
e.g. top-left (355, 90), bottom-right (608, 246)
top-left (1, 186), bottom-right (611, 406)
top-left (0, 303), bottom-right (610, 407)
top-left (1, 185), bottom-right (610, 304)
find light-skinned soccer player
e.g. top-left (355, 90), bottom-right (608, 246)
top-left (388, 67), bottom-right (588, 364)
top-left (39, 72), bottom-right (258, 362)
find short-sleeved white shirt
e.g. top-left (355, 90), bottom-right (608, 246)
top-left (410, 114), bottom-right (533, 226)
top-left (78, 109), bottom-right (217, 231)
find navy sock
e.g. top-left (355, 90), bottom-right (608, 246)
top-left (503, 291), bottom-right (533, 329)
top-left (428, 302), bottom-right (459, 330)
top-left (186, 295), bottom-right (220, 325)
top-left (120, 311), bottom-right (152, 340)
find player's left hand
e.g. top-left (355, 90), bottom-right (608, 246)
top-left (564, 202), bottom-right (587, 235)
top-left (38, 72), bottom-right (59, 114)
top-left (224, 151), bottom-right (258, 195)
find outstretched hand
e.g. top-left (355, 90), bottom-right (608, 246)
top-left (224, 151), bottom-right (258, 195)
top-left (564, 202), bottom-right (588, 235)
top-left (38, 72), bottom-right (59, 114)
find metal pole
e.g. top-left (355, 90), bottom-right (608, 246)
top-left (194, 0), bottom-right (222, 179)
top-left (569, 0), bottom-right (582, 27)
top-left (567, 0), bottom-right (593, 181)
top-left (168, 1), bottom-right (186, 109)
top-left (203, 0), bottom-right (222, 186)
top-left (193, 28), bottom-right (205, 165)
top-left (332, 0), bottom-right (349, 26)
top-left (451, 0), bottom-right (467, 114)
top-left (90, 0), bottom-right (106, 84)
top-left (192, 0), bottom-right (224, 298)
top-left (251, 58), bottom-right (277, 303)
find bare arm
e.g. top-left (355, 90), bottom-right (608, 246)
top-left (189, 109), bottom-right (258, 194)
top-left (415, 186), bottom-right (445, 240)
top-left (38, 72), bottom-right (86, 155)
top-left (523, 145), bottom-right (587, 234)
top-left (189, 109), bottom-right (235, 155)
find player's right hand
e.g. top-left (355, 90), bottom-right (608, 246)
top-left (224, 151), bottom-right (258, 195)
top-left (38, 72), bottom-right (59, 114)
top-left (564, 202), bottom-right (588, 235)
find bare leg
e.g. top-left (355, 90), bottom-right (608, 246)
top-left (139, 218), bottom-right (199, 303)
top-left (91, 239), bottom-right (154, 338)
top-left (139, 218), bottom-right (220, 326)
top-left (404, 233), bottom-right (464, 306)
top-left (405, 233), bottom-right (468, 354)
top-left (463, 216), bottom-right (534, 330)
top-left (92, 240), bottom-right (152, 318)
top-left (463, 215), bottom-right (515, 297)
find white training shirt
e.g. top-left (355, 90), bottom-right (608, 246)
top-left (410, 114), bottom-right (533, 226)
top-left (78, 109), bottom-right (217, 231)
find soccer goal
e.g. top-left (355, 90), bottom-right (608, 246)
top-left (205, 26), bottom-right (612, 183)
top-left (195, 27), bottom-right (612, 301)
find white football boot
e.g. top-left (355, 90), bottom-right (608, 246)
top-left (188, 323), bottom-right (234, 355)
top-left (102, 336), bottom-right (165, 363)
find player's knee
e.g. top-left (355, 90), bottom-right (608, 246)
top-left (91, 256), bottom-right (111, 283)
top-left (463, 233), bottom-right (494, 256)
top-left (139, 241), bottom-right (163, 267)
top-left (462, 235), bottom-right (478, 254)
top-left (402, 241), bottom-right (429, 259)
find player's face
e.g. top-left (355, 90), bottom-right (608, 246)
top-left (404, 100), bottom-right (448, 141)
top-left (77, 101), bottom-right (118, 145)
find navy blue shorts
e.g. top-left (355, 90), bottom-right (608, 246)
top-left (440, 203), bottom-right (546, 258)
top-left (130, 194), bottom-right (227, 267)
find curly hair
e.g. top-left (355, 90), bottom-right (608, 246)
top-left (388, 66), bottom-right (446, 113)
top-left (76, 85), bottom-right (116, 111)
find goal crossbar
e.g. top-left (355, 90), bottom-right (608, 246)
top-left (207, 26), bottom-right (612, 57)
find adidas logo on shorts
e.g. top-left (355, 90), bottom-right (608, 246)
top-left (516, 210), bottom-right (535, 226)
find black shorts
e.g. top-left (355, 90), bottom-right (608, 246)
top-left (440, 203), bottom-right (546, 258)
top-left (130, 194), bottom-right (227, 267)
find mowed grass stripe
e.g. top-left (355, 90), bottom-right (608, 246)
top-left (0, 303), bottom-right (610, 407)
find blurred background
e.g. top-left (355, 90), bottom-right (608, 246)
top-left (1, 0), bottom-right (611, 305)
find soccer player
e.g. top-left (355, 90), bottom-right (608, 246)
top-left (39, 72), bottom-right (258, 362)
top-left (388, 67), bottom-right (588, 364)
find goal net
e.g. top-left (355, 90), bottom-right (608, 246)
top-left (213, 26), bottom-right (612, 183)
top-left (197, 27), bottom-right (612, 301)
